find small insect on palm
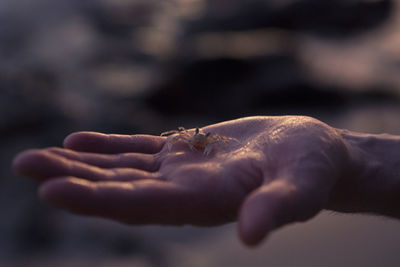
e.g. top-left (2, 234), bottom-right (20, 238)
top-left (161, 127), bottom-right (238, 156)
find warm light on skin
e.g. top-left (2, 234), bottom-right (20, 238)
top-left (13, 116), bottom-right (400, 246)
top-left (67, 177), bottom-right (95, 187)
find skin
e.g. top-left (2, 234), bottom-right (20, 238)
top-left (12, 116), bottom-right (400, 246)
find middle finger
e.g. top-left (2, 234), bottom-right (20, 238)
top-left (47, 147), bottom-right (158, 172)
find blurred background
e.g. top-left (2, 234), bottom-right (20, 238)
top-left (2, 0), bottom-right (400, 266)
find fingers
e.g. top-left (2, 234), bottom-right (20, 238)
top-left (47, 147), bottom-right (157, 171)
top-left (63, 131), bottom-right (166, 154)
top-left (238, 179), bottom-right (326, 247)
top-left (13, 149), bottom-right (158, 182)
top-left (39, 178), bottom-right (196, 225)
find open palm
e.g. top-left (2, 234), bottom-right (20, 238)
top-left (13, 116), bottom-right (350, 246)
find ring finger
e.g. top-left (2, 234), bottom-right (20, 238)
top-left (13, 149), bottom-right (160, 182)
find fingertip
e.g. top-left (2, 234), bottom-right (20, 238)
top-left (63, 131), bottom-right (104, 150)
top-left (12, 149), bottom-right (43, 176)
top-left (63, 132), bottom-right (77, 148)
top-left (238, 179), bottom-right (310, 247)
top-left (238, 201), bottom-right (274, 247)
top-left (38, 178), bottom-right (59, 203)
top-left (38, 177), bottom-right (95, 207)
top-left (12, 151), bottom-right (27, 174)
top-left (238, 183), bottom-right (287, 247)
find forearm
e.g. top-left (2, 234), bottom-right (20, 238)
top-left (331, 129), bottom-right (400, 218)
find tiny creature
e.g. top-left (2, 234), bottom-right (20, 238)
top-left (161, 127), bottom-right (238, 155)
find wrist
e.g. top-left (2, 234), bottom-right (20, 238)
top-left (333, 129), bottom-right (400, 217)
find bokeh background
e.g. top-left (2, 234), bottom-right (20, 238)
top-left (2, 0), bottom-right (400, 266)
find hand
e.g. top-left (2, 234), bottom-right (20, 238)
top-left (13, 116), bottom-right (351, 246)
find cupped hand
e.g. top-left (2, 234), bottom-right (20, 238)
top-left (12, 116), bottom-right (350, 246)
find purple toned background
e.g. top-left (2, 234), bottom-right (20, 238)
top-left (2, 0), bottom-right (400, 266)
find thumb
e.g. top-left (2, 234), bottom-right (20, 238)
top-left (238, 179), bottom-right (325, 247)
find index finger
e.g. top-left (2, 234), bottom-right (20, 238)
top-left (64, 132), bottom-right (166, 154)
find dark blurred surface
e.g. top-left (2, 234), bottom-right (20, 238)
top-left (2, 0), bottom-right (400, 266)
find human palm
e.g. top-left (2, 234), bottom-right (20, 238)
top-left (13, 116), bottom-right (350, 246)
